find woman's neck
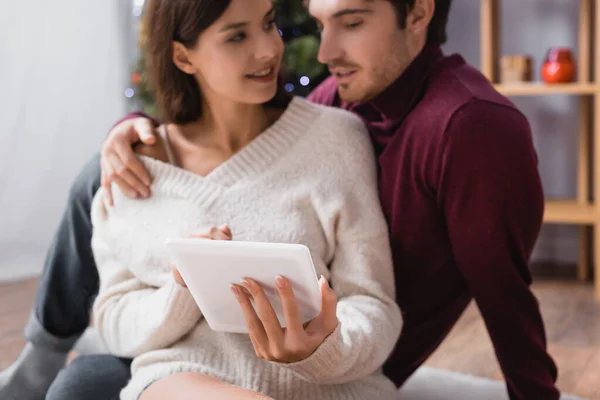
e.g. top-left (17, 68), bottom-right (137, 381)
top-left (185, 97), bottom-right (273, 153)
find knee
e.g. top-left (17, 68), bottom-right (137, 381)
top-left (68, 153), bottom-right (102, 209)
top-left (141, 373), bottom-right (273, 400)
top-left (46, 360), bottom-right (82, 400)
top-left (46, 355), bottom-right (131, 400)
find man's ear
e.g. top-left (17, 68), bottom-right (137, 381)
top-left (405, 0), bottom-right (434, 37)
top-left (172, 41), bottom-right (196, 75)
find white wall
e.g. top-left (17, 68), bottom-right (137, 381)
top-left (0, 0), bottom-right (581, 282)
top-left (0, 0), bottom-right (135, 280)
top-left (443, 0), bottom-right (581, 264)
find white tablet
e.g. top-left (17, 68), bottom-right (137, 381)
top-left (164, 238), bottom-right (322, 333)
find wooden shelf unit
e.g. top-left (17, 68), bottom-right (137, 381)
top-left (543, 200), bottom-right (597, 224)
top-left (494, 83), bottom-right (599, 96)
top-left (480, 0), bottom-right (600, 299)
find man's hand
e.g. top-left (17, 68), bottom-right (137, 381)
top-left (172, 225), bottom-right (233, 287)
top-left (101, 117), bottom-right (158, 205)
top-left (232, 275), bottom-right (338, 363)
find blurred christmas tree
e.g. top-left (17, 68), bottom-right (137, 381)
top-left (274, 0), bottom-right (328, 96)
top-left (127, 0), bottom-right (328, 117)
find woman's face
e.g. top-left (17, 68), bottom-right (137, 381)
top-left (174, 0), bottom-right (284, 106)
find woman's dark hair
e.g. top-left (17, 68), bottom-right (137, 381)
top-left (145, 0), bottom-right (291, 125)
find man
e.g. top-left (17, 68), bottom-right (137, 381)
top-left (0, 1), bottom-right (561, 399)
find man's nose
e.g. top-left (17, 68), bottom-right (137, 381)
top-left (317, 30), bottom-right (342, 65)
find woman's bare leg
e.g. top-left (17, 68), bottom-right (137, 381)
top-left (140, 372), bottom-right (274, 400)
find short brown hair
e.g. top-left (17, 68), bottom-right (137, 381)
top-left (145, 0), bottom-right (290, 124)
top-left (389, 0), bottom-right (452, 44)
top-left (303, 0), bottom-right (452, 45)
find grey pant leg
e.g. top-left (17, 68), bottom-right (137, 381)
top-left (26, 153), bottom-right (102, 348)
top-left (46, 355), bottom-right (132, 400)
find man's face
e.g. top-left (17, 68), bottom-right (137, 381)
top-left (309, 0), bottom-right (414, 103)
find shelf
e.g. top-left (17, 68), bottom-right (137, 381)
top-left (494, 82), bottom-right (599, 96)
top-left (544, 200), bottom-right (597, 224)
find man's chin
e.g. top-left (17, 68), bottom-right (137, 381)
top-left (338, 83), bottom-right (381, 104)
top-left (338, 92), bottom-right (370, 104)
top-left (337, 86), bottom-right (366, 104)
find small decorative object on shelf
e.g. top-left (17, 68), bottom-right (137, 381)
top-left (541, 47), bottom-right (576, 84)
top-left (500, 55), bottom-right (533, 83)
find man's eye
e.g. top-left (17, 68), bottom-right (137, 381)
top-left (346, 21), bottom-right (363, 29)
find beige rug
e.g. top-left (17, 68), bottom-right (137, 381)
top-left (398, 366), bottom-right (587, 400)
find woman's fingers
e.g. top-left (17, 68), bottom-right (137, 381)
top-left (189, 225), bottom-right (232, 240)
top-left (231, 284), bottom-right (269, 354)
top-left (219, 224), bottom-right (232, 238)
top-left (233, 278), bottom-right (333, 363)
top-left (240, 279), bottom-right (284, 346)
top-left (306, 276), bottom-right (339, 337)
top-left (274, 275), bottom-right (304, 334)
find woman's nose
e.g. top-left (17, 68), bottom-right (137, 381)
top-left (255, 32), bottom-right (281, 62)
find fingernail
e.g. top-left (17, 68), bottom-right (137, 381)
top-left (229, 284), bottom-right (239, 296)
top-left (275, 275), bottom-right (286, 288)
top-left (320, 275), bottom-right (330, 288)
top-left (240, 279), bottom-right (252, 292)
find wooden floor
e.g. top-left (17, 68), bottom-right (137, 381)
top-left (1, 275), bottom-right (599, 399)
top-left (425, 278), bottom-right (600, 399)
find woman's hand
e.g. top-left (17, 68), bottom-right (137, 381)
top-left (171, 225), bottom-right (232, 287)
top-left (231, 275), bottom-right (339, 363)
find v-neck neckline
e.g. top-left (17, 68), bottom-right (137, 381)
top-left (137, 96), bottom-right (315, 205)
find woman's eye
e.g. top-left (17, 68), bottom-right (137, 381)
top-left (264, 19), bottom-right (276, 30)
top-left (230, 33), bottom-right (246, 42)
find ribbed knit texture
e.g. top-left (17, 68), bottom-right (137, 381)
top-left (90, 97), bottom-right (403, 400)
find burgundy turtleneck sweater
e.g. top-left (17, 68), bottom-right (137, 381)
top-left (308, 44), bottom-right (559, 399)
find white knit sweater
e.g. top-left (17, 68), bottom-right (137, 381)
top-left (91, 96), bottom-right (403, 400)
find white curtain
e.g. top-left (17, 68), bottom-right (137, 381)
top-left (0, 0), bottom-right (135, 281)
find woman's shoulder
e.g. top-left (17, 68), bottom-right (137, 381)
top-left (285, 98), bottom-right (376, 183)
top-left (288, 97), bottom-right (368, 147)
top-left (300, 98), bottom-right (370, 149)
top-left (293, 96), bottom-right (365, 126)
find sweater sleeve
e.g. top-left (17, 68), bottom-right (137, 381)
top-left (438, 100), bottom-right (559, 400)
top-left (90, 191), bottom-right (202, 358)
top-left (278, 114), bottom-right (403, 384)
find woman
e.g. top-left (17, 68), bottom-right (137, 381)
top-left (88, 0), bottom-right (402, 399)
